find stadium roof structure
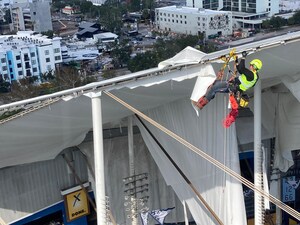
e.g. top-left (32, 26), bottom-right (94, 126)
top-left (1, 31), bottom-right (300, 225)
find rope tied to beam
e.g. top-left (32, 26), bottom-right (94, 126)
top-left (103, 90), bottom-right (300, 221)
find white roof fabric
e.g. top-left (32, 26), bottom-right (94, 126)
top-left (0, 32), bottom-right (300, 224)
top-left (0, 33), bottom-right (300, 169)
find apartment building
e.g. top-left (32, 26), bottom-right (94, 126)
top-left (185, 0), bottom-right (279, 29)
top-left (0, 31), bottom-right (62, 83)
top-left (155, 6), bottom-right (232, 38)
top-left (10, 0), bottom-right (52, 33)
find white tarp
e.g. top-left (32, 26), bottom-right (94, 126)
top-left (158, 46), bottom-right (207, 69)
top-left (136, 96), bottom-right (246, 225)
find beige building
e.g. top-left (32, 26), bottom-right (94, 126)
top-left (155, 6), bottom-right (232, 38)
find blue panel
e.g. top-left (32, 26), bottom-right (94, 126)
top-left (10, 201), bottom-right (64, 225)
top-left (11, 201), bottom-right (88, 225)
top-left (239, 151), bottom-right (254, 160)
top-left (6, 51), bottom-right (15, 81)
top-left (10, 193), bottom-right (93, 225)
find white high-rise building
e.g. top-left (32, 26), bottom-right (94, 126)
top-left (10, 0), bottom-right (52, 32)
top-left (155, 6), bottom-right (232, 38)
top-left (186, 0), bottom-right (279, 15)
top-left (186, 0), bottom-right (280, 29)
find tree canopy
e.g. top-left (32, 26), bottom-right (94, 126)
top-left (128, 34), bottom-right (217, 72)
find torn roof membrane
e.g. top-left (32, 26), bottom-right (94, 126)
top-left (0, 32), bottom-right (300, 168)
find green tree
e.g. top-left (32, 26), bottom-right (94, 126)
top-left (4, 9), bottom-right (11, 24)
top-left (127, 34), bottom-right (215, 72)
top-left (263, 16), bottom-right (287, 30)
top-left (111, 45), bottom-right (132, 68)
top-left (41, 30), bottom-right (54, 38)
top-left (79, 0), bottom-right (94, 14)
top-left (0, 78), bottom-right (10, 93)
top-left (98, 5), bottom-right (123, 33)
top-left (292, 11), bottom-right (300, 24)
top-left (102, 70), bottom-right (116, 79)
top-left (287, 17), bottom-right (295, 26)
top-left (262, 19), bottom-right (270, 29)
top-left (128, 51), bottom-right (158, 72)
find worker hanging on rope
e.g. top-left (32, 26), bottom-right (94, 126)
top-left (194, 51), bottom-right (263, 110)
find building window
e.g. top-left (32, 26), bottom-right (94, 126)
top-left (24, 54), bottom-right (29, 61)
top-left (54, 48), bottom-right (60, 53)
top-left (17, 63), bottom-right (21, 68)
top-left (185, 21), bottom-right (187, 24)
top-left (18, 71), bottom-right (23, 75)
top-left (1, 58), bottom-right (5, 63)
top-left (184, 16), bottom-right (186, 19)
top-left (45, 50), bottom-right (50, 55)
top-left (46, 58), bottom-right (50, 62)
top-left (26, 70), bottom-right (31, 76)
top-left (9, 68), bottom-right (12, 73)
top-left (8, 60), bottom-right (11, 65)
top-left (33, 68), bottom-right (38, 72)
top-left (55, 56), bottom-right (61, 60)
top-left (2, 66), bottom-right (7, 71)
top-left (30, 52), bottom-right (35, 57)
top-left (16, 55), bottom-right (21, 60)
top-left (47, 65), bottom-right (51, 70)
top-left (32, 59), bottom-right (36, 65)
top-left (33, 12), bottom-right (36, 15)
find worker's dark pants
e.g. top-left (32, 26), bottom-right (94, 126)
top-left (205, 80), bottom-right (231, 102)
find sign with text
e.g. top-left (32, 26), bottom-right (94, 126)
top-left (64, 189), bottom-right (90, 222)
top-left (282, 177), bottom-right (296, 203)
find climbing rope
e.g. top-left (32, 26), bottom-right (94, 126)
top-left (217, 49), bottom-right (237, 82)
top-left (103, 90), bottom-right (300, 221)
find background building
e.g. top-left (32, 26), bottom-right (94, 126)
top-left (280, 0), bottom-right (300, 12)
top-left (10, 0), bottom-right (52, 32)
top-left (61, 5), bottom-right (80, 15)
top-left (155, 6), bottom-right (232, 38)
top-left (185, 0), bottom-right (280, 30)
top-left (0, 31), bottom-right (62, 83)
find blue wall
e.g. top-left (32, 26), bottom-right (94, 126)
top-left (6, 51), bottom-right (16, 81)
top-left (10, 200), bottom-right (88, 225)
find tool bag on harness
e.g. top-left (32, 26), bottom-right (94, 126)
top-left (238, 94), bottom-right (249, 108)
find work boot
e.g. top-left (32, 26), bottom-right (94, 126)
top-left (196, 96), bottom-right (209, 110)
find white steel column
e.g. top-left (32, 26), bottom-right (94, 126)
top-left (254, 79), bottom-right (264, 225)
top-left (128, 116), bottom-right (137, 225)
top-left (183, 200), bottom-right (189, 225)
top-left (128, 116), bottom-right (135, 176)
top-left (91, 95), bottom-right (106, 225)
